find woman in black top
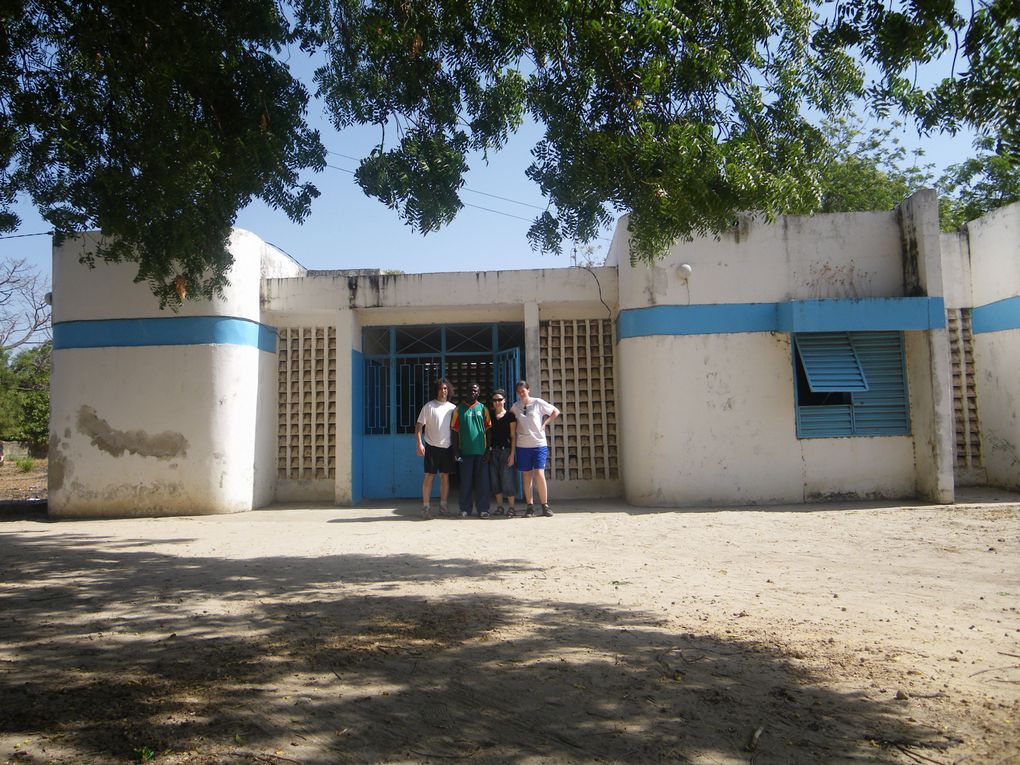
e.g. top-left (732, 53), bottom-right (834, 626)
top-left (488, 388), bottom-right (517, 516)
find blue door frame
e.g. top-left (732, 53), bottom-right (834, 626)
top-left (360, 324), bottom-right (521, 499)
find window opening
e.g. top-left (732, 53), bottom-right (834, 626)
top-left (793, 331), bottom-right (909, 439)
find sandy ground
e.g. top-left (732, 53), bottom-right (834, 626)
top-left (1, 491), bottom-right (1018, 765)
top-left (0, 459), bottom-right (47, 503)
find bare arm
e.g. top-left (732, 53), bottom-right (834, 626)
top-left (415, 422), bottom-right (426, 456)
top-left (542, 406), bottom-right (560, 430)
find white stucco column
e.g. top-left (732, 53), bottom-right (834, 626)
top-left (899, 190), bottom-right (955, 504)
top-left (334, 307), bottom-right (357, 504)
top-left (524, 301), bottom-right (541, 390)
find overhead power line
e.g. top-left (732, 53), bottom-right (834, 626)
top-left (324, 150), bottom-right (612, 241)
top-left (327, 149), bottom-right (546, 210)
top-left (0, 231), bottom-right (52, 241)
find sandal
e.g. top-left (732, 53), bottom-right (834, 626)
top-left (506, 507), bottom-right (517, 518)
top-left (421, 506), bottom-right (433, 520)
top-left (524, 505), bottom-right (535, 518)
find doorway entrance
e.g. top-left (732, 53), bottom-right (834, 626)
top-left (361, 323), bottom-right (523, 498)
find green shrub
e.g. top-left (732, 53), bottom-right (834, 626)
top-left (15, 457), bottom-right (35, 472)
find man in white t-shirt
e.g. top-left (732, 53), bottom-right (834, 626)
top-left (415, 378), bottom-right (457, 519)
top-left (508, 380), bottom-right (560, 517)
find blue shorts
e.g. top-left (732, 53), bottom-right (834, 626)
top-left (516, 445), bottom-right (548, 472)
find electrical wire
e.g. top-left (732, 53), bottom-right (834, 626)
top-left (0, 231), bottom-right (52, 240)
top-left (325, 153), bottom-right (611, 240)
top-left (330, 150), bottom-right (546, 210)
top-left (577, 264), bottom-right (613, 319)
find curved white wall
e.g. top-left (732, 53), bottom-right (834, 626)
top-left (49, 230), bottom-right (276, 517)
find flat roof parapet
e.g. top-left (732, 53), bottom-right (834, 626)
top-left (305, 269), bottom-right (389, 277)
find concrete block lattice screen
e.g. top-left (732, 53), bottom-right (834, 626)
top-left (540, 319), bottom-right (619, 481)
top-left (277, 326), bottom-right (337, 479)
top-left (947, 308), bottom-right (983, 473)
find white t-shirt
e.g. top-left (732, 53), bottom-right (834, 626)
top-left (416, 399), bottom-right (456, 448)
top-left (510, 397), bottom-right (556, 448)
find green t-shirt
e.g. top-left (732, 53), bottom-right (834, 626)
top-left (452, 402), bottom-right (491, 455)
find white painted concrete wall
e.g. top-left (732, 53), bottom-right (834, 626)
top-left (939, 231), bottom-right (973, 310)
top-left (50, 345), bottom-right (263, 516)
top-left (616, 210), bottom-right (904, 310)
top-left (966, 202), bottom-right (1020, 490)
top-left (966, 202), bottom-right (1020, 305)
top-left (49, 230), bottom-right (278, 516)
top-left (263, 267), bottom-right (618, 316)
top-left (618, 333), bottom-right (915, 506)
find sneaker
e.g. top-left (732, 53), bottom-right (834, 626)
top-left (494, 506), bottom-right (505, 516)
top-left (541, 504), bottom-right (553, 517)
top-left (524, 505), bottom-right (535, 518)
top-left (459, 511), bottom-right (469, 518)
top-left (480, 510), bottom-right (491, 519)
top-left (439, 503), bottom-right (449, 516)
top-left (421, 506), bottom-right (433, 520)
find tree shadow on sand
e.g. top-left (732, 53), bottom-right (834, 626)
top-left (0, 532), bottom-right (952, 764)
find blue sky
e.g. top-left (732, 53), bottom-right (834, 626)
top-left (0, 39), bottom-right (979, 286)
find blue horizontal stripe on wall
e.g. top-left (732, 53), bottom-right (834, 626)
top-left (776, 297), bottom-right (945, 333)
top-left (618, 303), bottom-right (779, 338)
top-left (53, 316), bottom-right (277, 353)
top-left (618, 297), bottom-right (946, 339)
top-left (972, 296), bottom-right (1020, 334)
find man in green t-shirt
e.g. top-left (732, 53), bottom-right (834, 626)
top-left (451, 382), bottom-right (492, 518)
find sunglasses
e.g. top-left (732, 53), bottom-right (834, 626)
top-left (492, 397), bottom-right (504, 402)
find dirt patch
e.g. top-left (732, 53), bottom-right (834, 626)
top-left (0, 457), bottom-right (47, 502)
top-left (0, 496), bottom-right (1017, 764)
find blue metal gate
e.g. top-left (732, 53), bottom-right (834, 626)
top-left (494, 347), bottom-right (521, 405)
top-left (361, 324), bottom-right (523, 499)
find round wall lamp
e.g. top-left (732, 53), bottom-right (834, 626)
top-left (677, 263), bottom-right (693, 280)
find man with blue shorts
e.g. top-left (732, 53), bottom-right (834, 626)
top-left (508, 380), bottom-right (560, 517)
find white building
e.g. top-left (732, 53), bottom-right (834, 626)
top-left (48, 191), bottom-right (1020, 517)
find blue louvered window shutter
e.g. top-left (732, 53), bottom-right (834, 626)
top-left (794, 331), bottom-right (910, 438)
top-left (849, 332), bottom-right (910, 435)
top-left (795, 333), bottom-right (869, 392)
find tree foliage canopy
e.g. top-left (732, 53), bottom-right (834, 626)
top-left (0, 340), bottom-right (50, 446)
top-left (2, 1), bottom-right (1017, 304)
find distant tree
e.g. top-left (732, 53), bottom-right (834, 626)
top-left (803, 119), bottom-right (1019, 231)
top-left (0, 340), bottom-right (51, 449)
top-left (0, 350), bottom-right (18, 439)
top-left (937, 138), bottom-right (1020, 230)
top-left (2, 1), bottom-right (1017, 304)
top-left (810, 119), bottom-right (934, 216)
top-left (0, 258), bottom-right (50, 352)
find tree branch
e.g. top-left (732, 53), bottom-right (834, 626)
top-left (0, 258), bottom-right (51, 352)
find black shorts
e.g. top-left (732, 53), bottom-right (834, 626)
top-left (424, 444), bottom-right (455, 474)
